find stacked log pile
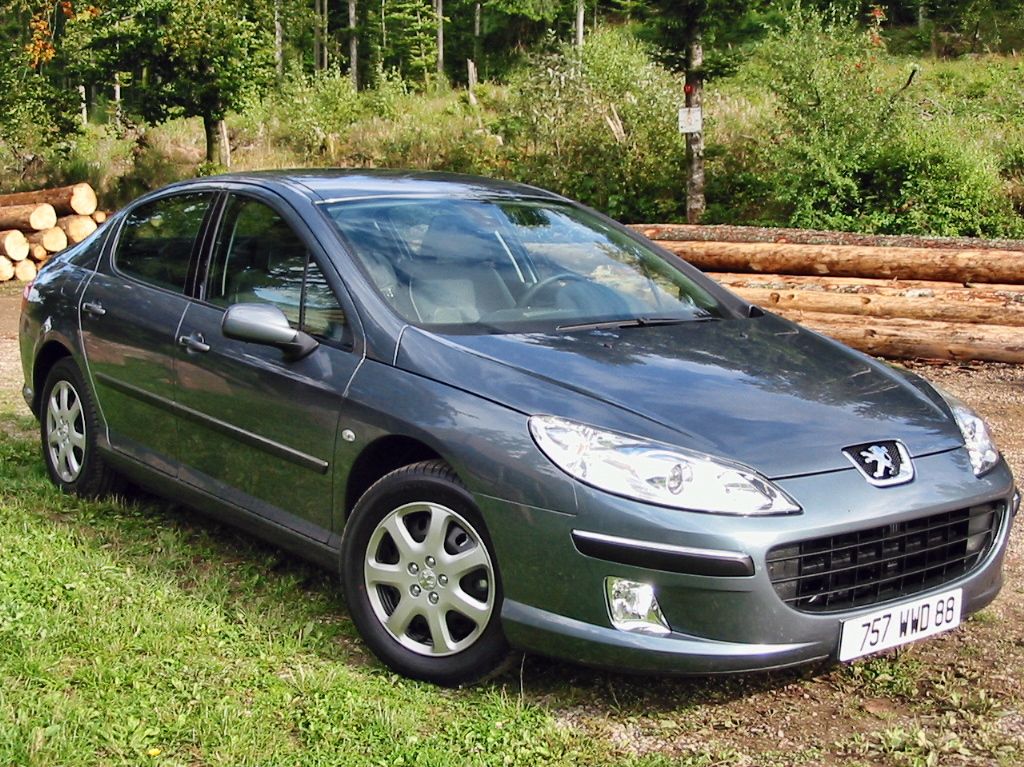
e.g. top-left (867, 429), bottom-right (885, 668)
top-left (0, 183), bottom-right (105, 284)
top-left (633, 224), bottom-right (1024, 364)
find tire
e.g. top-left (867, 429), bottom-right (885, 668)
top-left (39, 358), bottom-right (120, 497)
top-left (342, 460), bottom-right (509, 686)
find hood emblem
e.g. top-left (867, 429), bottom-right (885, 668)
top-left (843, 440), bottom-right (914, 487)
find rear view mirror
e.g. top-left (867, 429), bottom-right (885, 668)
top-left (221, 303), bottom-right (319, 361)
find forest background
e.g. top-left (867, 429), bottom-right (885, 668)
top-left (3, 0), bottom-right (1024, 236)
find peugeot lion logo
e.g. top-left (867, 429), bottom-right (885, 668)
top-left (842, 440), bottom-right (915, 487)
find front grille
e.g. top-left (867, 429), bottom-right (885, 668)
top-left (767, 503), bottom-right (1002, 613)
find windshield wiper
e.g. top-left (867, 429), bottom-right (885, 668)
top-left (556, 316), bottom-right (710, 332)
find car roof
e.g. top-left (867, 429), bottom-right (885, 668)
top-left (168, 169), bottom-right (568, 204)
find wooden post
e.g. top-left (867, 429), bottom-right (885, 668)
top-left (219, 120), bottom-right (231, 169)
top-left (467, 59), bottom-right (478, 105)
top-left (685, 33), bottom-right (705, 224)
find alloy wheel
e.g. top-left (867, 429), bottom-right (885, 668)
top-left (45, 380), bottom-right (86, 483)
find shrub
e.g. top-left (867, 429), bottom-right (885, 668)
top-left (499, 28), bottom-right (688, 222)
top-left (706, 8), bottom-right (1024, 236)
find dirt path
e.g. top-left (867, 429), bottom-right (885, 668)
top-left (0, 287), bottom-right (1020, 764)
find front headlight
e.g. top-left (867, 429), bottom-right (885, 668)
top-left (934, 389), bottom-right (1000, 477)
top-left (529, 415), bottom-right (800, 515)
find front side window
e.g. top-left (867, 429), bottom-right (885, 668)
top-left (115, 193), bottom-right (211, 292)
top-left (324, 197), bottom-right (727, 332)
top-left (206, 196), bottom-right (347, 344)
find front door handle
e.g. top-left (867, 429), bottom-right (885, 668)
top-left (82, 301), bottom-right (106, 317)
top-left (178, 333), bottom-right (211, 354)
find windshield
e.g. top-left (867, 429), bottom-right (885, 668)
top-left (323, 196), bottom-right (728, 333)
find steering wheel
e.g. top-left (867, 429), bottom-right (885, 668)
top-left (517, 272), bottom-right (595, 308)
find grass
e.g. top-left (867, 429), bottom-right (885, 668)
top-left (0, 376), bottom-right (1021, 765)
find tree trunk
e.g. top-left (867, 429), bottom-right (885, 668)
top-left (203, 115), bottom-right (217, 164)
top-left (685, 33), bottom-right (705, 224)
top-left (0, 184), bottom-right (97, 216)
top-left (349, 0), bottom-right (358, 88)
top-left (314, 0), bottom-right (323, 71)
top-left (0, 204), bottom-right (56, 231)
top-left (0, 230), bottom-right (29, 260)
top-left (777, 311), bottom-right (1024, 364)
top-left (654, 240), bottom-right (1024, 284)
top-left (436, 0), bottom-right (444, 76)
top-left (733, 286), bottom-right (1024, 327)
top-left (474, 2), bottom-right (482, 69)
top-left (274, 0), bottom-right (284, 77)
top-left (633, 223), bottom-right (1024, 252)
top-left (14, 259), bottom-right (37, 283)
top-left (57, 215), bottom-right (98, 244)
top-left (113, 72), bottom-right (122, 127)
top-left (575, 0), bottom-right (585, 47)
top-left (323, 0), bottom-right (330, 69)
top-left (26, 227), bottom-right (67, 254)
top-left (78, 84), bottom-right (88, 125)
top-left (709, 272), bottom-right (1024, 296)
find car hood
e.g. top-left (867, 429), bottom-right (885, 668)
top-left (394, 313), bottom-right (964, 479)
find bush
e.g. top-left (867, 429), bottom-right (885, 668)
top-left (499, 28), bottom-right (688, 222)
top-left (706, 8), bottom-right (1024, 237)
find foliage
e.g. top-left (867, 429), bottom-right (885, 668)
top-left (0, 42), bottom-right (80, 179)
top-left (500, 27), bottom-right (688, 221)
top-left (703, 7), bottom-right (1024, 236)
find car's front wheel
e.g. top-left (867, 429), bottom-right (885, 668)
top-left (342, 460), bottom-right (509, 686)
top-left (40, 358), bottom-right (119, 497)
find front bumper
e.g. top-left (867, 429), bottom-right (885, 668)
top-left (480, 447), bottom-right (1016, 674)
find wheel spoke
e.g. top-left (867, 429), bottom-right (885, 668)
top-left (422, 505), bottom-right (450, 554)
top-left (365, 558), bottom-right (405, 589)
top-left (425, 607), bottom-right (455, 654)
top-left (385, 595), bottom-right (420, 637)
top-left (69, 429), bottom-right (86, 452)
top-left (443, 587), bottom-right (490, 627)
top-left (47, 397), bottom-right (60, 422)
top-left (56, 443), bottom-right (69, 477)
top-left (58, 383), bottom-right (69, 414)
top-left (383, 514), bottom-right (421, 560)
top-left (445, 544), bottom-right (489, 578)
top-left (66, 396), bottom-right (82, 426)
top-left (66, 448), bottom-right (82, 477)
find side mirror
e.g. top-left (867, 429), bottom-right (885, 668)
top-left (221, 303), bottom-right (319, 361)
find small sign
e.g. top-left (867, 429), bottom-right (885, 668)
top-left (678, 106), bottom-right (703, 134)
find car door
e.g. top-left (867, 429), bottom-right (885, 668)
top-left (80, 191), bottom-right (214, 474)
top-left (173, 191), bottom-right (360, 541)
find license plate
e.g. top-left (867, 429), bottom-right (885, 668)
top-left (838, 588), bottom-right (963, 662)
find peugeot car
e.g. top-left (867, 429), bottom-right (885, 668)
top-left (19, 171), bottom-right (1018, 686)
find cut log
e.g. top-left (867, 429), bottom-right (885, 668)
top-left (0, 203), bottom-right (56, 231)
top-left (736, 286), bottom-right (1024, 327)
top-left (709, 272), bottom-right (1024, 295)
top-left (91, 210), bottom-right (107, 224)
top-left (57, 214), bottom-right (97, 244)
top-left (14, 259), bottom-right (37, 282)
top-left (29, 243), bottom-right (48, 261)
top-left (27, 226), bottom-right (67, 253)
top-left (0, 255), bottom-right (13, 281)
top-left (774, 310), bottom-right (1024, 363)
top-left (656, 240), bottom-right (1024, 284)
top-left (0, 183), bottom-right (98, 216)
top-left (0, 229), bottom-right (29, 260)
top-left (632, 223), bottom-right (1024, 253)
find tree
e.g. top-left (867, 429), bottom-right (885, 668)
top-left (81, 0), bottom-right (274, 163)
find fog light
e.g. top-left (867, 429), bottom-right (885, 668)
top-left (605, 577), bottom-right (671, 635)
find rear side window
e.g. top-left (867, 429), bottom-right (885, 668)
top-left (115, 193), bottom-right (211, 292)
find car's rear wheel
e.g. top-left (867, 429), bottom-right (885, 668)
top-left (342, 460), bottom-right (509, 686)
top-left (40, 358), bottom-right (119, 497)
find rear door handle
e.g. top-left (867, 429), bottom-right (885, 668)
top-left (178, 333), bottom-right (211, 353)
top-left (82, 301), bottom-right (106, 317)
